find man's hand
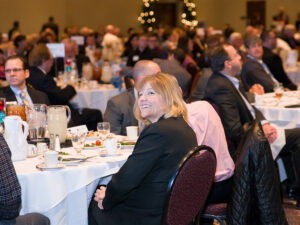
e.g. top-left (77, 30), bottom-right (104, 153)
top-left (94, 186), bottom-right (107, 209)
top-left (249, 84), bottom-right (264, 95)
top-left (262, 123), bottom-right (278, 144)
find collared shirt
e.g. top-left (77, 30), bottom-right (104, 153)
top-left (0, 134), bottom-right (21, 219)
top-left (37, 66), bottom-right (47, 75)
top-left (221, 73), bottom-right (256, 119)
top-left (247, 54), bottom-right (279, 86)
top-left (10, 86), bottom-right (33, 105)
top-left (186, 101), bottom-right (235, 182)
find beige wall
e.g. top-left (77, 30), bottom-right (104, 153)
top-left (0, 0), bottom-right (299, 37)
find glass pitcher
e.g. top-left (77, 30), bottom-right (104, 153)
top-left (26, 104), bottom-right (47, 140)
top-left (47, 105), bottom-right (71, 143)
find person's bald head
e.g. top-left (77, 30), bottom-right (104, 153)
top-left (106, 25), bottom-right (115, 34)
top-left (133, 60), bottom-right (161, 85)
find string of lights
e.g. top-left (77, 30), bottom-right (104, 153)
top-left (138, 0), bottom-right (198, 31)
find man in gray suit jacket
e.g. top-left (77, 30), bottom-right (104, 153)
top-left (104, 60), bottom-right (161, 135)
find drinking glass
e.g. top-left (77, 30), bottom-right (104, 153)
top-left (274, 83), bottom-right (284, 105)
top-left (97, 122), bottom-right (110, 141)
top-left (71, 133), bottom-right (86, 155)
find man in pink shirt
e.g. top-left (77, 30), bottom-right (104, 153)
top-left (186, 100), bottom-right (234, 203)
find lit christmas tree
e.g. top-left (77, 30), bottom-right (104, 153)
top-left (138, 0), bottom-right (159, 32)
top-left (138, 0), bottom-right (198, 30)
top-left (181, 0), bottom-right (198, 28)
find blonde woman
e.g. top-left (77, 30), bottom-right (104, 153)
top-left (89, 73), bottom-right (197, 225)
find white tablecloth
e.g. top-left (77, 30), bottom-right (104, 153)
top-left (14, 148), bottom-right (133, 225)
top-left (71, 84), bottom-right (122, 113)
top-left (255, 91), bottom-right (300, 129)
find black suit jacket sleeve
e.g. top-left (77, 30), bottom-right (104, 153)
top-left (262, 48), bottom-right (297, 90)
top-left (241, 59), bottom-right (275, 93)
top-left (42, 75), bottom-right (76, 104)
top-left (103, 124), bottom-right (164, 209)
top-left (208, 84), bottom-right (244, 143)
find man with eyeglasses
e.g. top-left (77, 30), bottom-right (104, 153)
top-left (0, 55), bottom-right (50, 105)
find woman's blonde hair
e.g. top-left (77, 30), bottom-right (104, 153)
top-left (133, 73), bottom-right (187, 126)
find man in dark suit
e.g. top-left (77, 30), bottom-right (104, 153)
top-left (27, 44), bottom-right (102, 131)
top-left (104, 60), bottom-right (161, 135)
top-left (205, 44), bottom-right (300, 206)
top-left (241, 35), bottom-right (280, 93)
top-left (261, 30), bottom-right (297, 90)
top-left (0, 55), bottom-right (50, 105)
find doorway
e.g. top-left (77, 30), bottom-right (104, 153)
top-left (247, 1), bottom-right (266, 27)
top-left (155, 3), bottom-right (177, 28)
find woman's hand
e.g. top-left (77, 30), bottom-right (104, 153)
top-left (94, 186), bottom-right (107, 209)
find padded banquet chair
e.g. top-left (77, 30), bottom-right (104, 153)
top-left (161, 145), bottom-right (216, 225)
top-left (124, 76), bottom-right (135, 90)
top-left (201, 203), bottom-right (227, 225)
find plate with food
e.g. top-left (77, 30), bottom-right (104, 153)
top-left (84, 140), bottom-right (104, 150)
top-left (119, 140), bottom-right (136, 149)
top-left (86, 131), bottom-right (100, 140)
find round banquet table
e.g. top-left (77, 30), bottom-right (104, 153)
top-left (255, 91), bottom-right (300, 129)
top-left (71, 84), bottom-right (122, 113)
top-left (14, 147), bottom-right (133, 225)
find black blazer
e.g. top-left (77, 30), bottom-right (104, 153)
top-left (100, 116), bottom-right (197, 225)
top-left (104, 88), bottom-right (138, 135)
top-left (27, 66), bottom-right (76, 105)
top-left (0, 86), bottom-right (50, 105)
top-left (205, 72), bottom-right (264, 145)
top-left (262, 47), bottom-right (297, 90)
top-left (241, 57), bottom-right (275, 93)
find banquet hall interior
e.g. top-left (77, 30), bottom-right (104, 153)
top-left (0, 0), bottom-right (300, 224)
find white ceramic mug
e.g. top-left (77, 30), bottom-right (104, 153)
top-left (27, 144), bottom-right (37, 158)
top-left (104, 138), bottom-right (121, 154)
top-left (37, 143), bottom-right (48, 154)
top-left (126, 126), bottom-right (138, 140)
top-left (45, 151), bottom-right (58, 167)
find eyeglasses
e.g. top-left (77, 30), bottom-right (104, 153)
top-left (4, 68), bottom-right (24, 74)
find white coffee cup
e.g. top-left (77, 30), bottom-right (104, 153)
top-left (104, 138), bottom-right (121, 154)
top-left (126, 126), bottom-right (138, 140)
top-left (37, 143), bottom-right (48, 154)
top-left (45, 151), bottom-right (58, 167)
top-left (27, 144), bottom-right (37, 158)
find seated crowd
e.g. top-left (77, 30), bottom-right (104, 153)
top-left (0, 13), bottom-right (300, 224)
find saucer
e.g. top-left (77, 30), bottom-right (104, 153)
top-left (36, 163), bottom-right (65, 171)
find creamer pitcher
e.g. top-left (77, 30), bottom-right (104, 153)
top-left (47, 105), bottom-right (71, 143)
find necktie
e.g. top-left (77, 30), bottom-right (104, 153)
top-left (19, 91), bottom-right (32, 107)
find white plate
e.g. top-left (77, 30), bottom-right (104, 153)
top-left (61, 160), bottom-right (82, 166)
top-left (99, 153), bottom-right (122, 157)
top-left (84, 145), bottom-right (104, 150)
top-left (36, 163), bottom-right (65, 171)
top-left (60, 155), bottom-right (87, 161)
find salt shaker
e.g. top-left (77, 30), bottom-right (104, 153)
top-left (55, 134), bottom-right (61, 152)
